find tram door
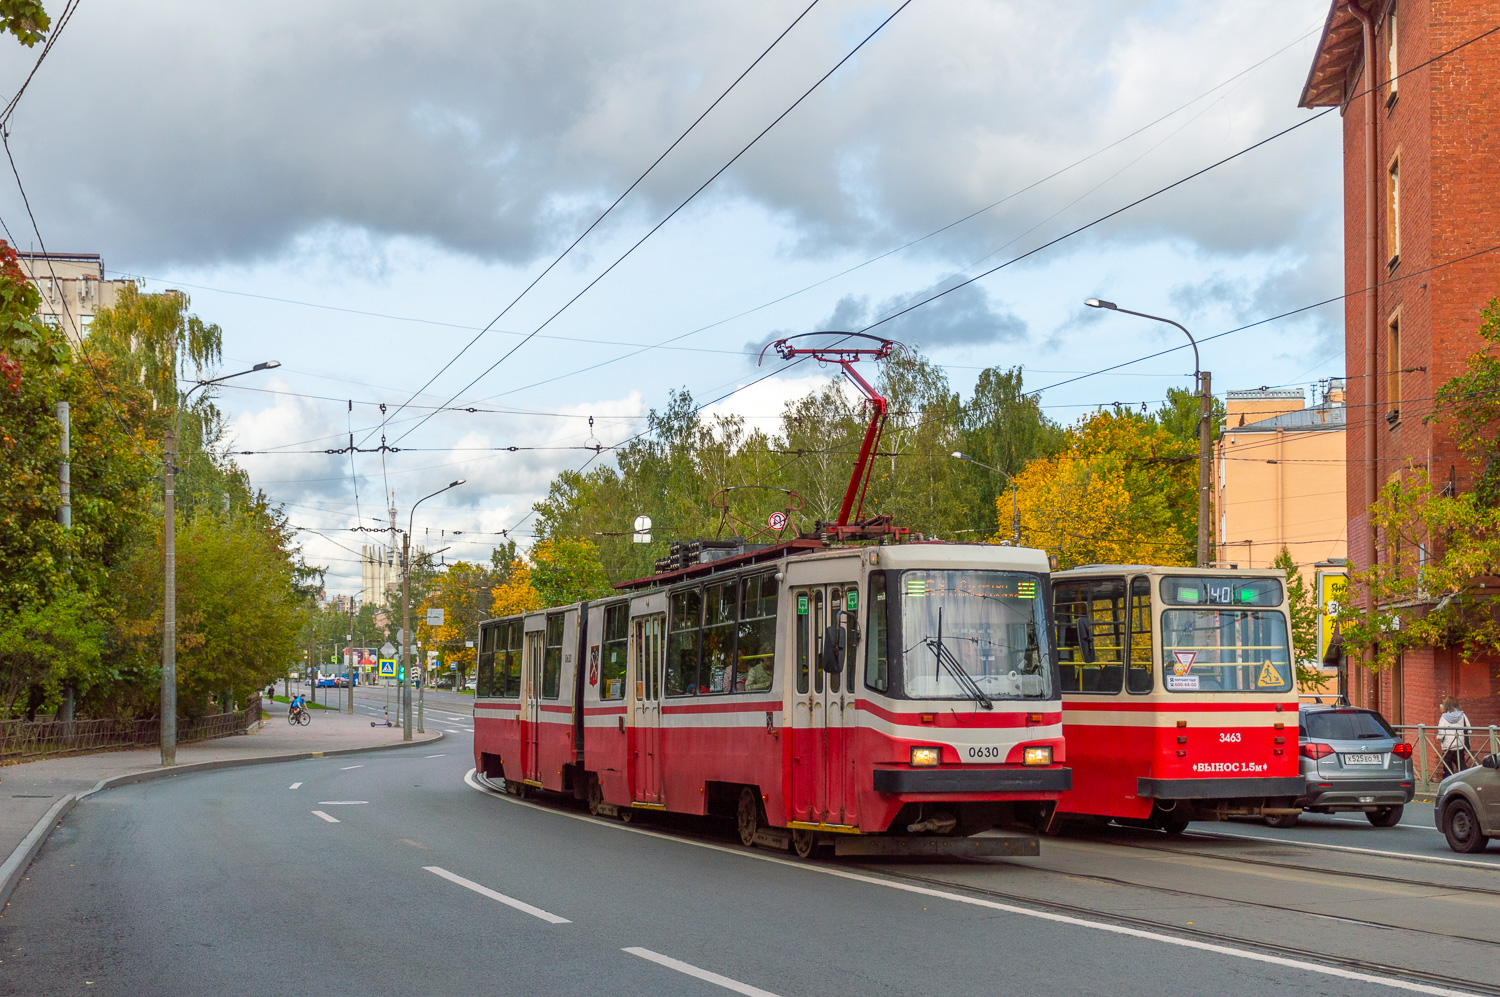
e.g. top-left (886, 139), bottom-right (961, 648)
top-left (522, 630), bottom-right (545, 784)
top-left (790, 584), bottom-right (857, 826)
top-left (630, 614), bottom-right (666, 805)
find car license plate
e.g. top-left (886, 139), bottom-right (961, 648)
top-left (1343, 753), bottom-right (1383, 765)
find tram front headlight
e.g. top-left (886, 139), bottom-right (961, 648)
top-left (1023, 745), bottom-right (1053, 767)
top-left (910, 746), bottom-right (941, 767)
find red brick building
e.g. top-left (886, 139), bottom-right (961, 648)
top-left (1300, 0), bottom-right (1500, 725)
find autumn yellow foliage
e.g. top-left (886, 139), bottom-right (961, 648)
top-left (1003, 410), bottom-right (1196, 568)
top-left (491, 561), bottom-right (543, 617)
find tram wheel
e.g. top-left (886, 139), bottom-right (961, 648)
top-left (791, 829), bottom-right (819, 859)
top-left (737, 787), bottom-right (762, 847)
top-left (1158, 816), bottom-right (1190, 835)
top-left (619, 807), bottom-right (635, 824)
top-left (1264, 812), bottom-right (1300, 829)
top-left (586, 778), bottom-right (603, 817)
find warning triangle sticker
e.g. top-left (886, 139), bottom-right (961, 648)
top-left (1257, 661), bottom-right (1285, 688)
top-left (1171, 650), bottom-right (1196, 675)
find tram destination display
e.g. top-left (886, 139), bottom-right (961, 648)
top-left (1160, 576), bottom-right (1281, 608)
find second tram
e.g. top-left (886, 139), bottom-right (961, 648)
top-left (1051, 564), bottom-right (1302, 831)
top-left (472, 540), bottom-right (1071, 856)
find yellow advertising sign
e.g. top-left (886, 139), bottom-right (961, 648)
top-left (1317, 571), bottom-right (1347, 661)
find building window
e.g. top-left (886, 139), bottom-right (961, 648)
top-left (1386, 155), bottom-right (1401, 268)
top-left (1387, 6), bottom-right (1399, 99)
top-left (41, 313), bottom-right (61, 329)
top-left (1387, 312), bottom-right (1402, 424)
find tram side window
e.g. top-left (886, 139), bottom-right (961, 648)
top-left (796, 590), bottom-right (810, 694)
top-left (666, 588), bottom-right (702, 697)
top-left (600, 604), bottom-right (628, 700)
top-left (864, 571), bottom-right (888, 693)
top-left (736, 573), bottom-right (777, 692)
top-left (542, 614), bottom-right (565, 699)
top-left (476, 626), bottom-right (495, 698)
top-left (503, 620), bottom-right (523, 697)
top-left (1053, 578), bottom-right (1126, 694)
top-left (700, 581), bottom-right (736, 695)
top-left (1127, 577), bottom-right (1154, 694)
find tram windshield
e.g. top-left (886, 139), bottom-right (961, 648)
top-left (868, 569), bottom-right (1053, 702)
top-left (1159, 608), bottom-right (1292, 693)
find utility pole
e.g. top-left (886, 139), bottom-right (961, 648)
top-left (346, 602), bottom-right (355, 715)
top-left (401, 532), bottom-right (413, 741)
top-left (161, 332), bottom-right (177, 766)
top-left (57, 401), bottom-right (75, 726)
top-left (1198, 370), bottom-right (1213, 569)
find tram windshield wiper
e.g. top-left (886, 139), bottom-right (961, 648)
top-left (923, 607), bottom-right (993, 710)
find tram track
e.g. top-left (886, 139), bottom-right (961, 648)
top-left (470, 773), bottom-right (1496, 996)
top-left (1068, 829), bottom-right (1500, 899)
top-left (853, 863), bottom-right (1500, 997)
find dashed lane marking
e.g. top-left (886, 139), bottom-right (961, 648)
top-left (316, 801), bottom-right (368, 805)
top-left (288, 782), bottom-right (302, 790)
top-left (425, 754), bottom-right (448, 758)
top-left (423, 866), bottom-right (569, 924)
top-left (340, 765), bottom-right (364, 770)
top-left (464, 770), bottom-right (1484, 997)
top-left (311, 811), bottom-right (340, 823)
top-left (623, 947), bottom-right (782, 997)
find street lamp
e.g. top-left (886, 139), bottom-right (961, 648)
top-left (952, 451), bottom-right (1020, 545)
top-left (401, 479), bottom-right (465, 741)
top-left (1084, 297), bottom-right (1211, 568)
top-left (162, 360), bottom-right (280, 766)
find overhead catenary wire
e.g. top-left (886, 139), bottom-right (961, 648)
top-left (391, 1), bottom-right (915, 448)
top-left (361, 0), bottom-right (827, 447)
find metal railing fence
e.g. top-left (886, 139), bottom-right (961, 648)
top-left (0, 697), bottom-right (262, 763)
top-left (1394, 723), bottom-right (1500, 794)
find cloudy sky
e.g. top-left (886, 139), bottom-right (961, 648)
top-left (0, 0), bottom-right (1346, 592)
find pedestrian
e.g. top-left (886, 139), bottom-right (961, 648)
top-left (1438, 696), bottom-right (1471, 774)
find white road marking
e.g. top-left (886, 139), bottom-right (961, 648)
top-left (316, 801), bottom-right (368, 805)
top-left (623, 947), bottom-right (781, 997)
top-left (311, 811), bottom-right (340, 823)
top-left (425, 753), bottom-right (448, 758)
top-left (1188, 829), bottom-right (1499, 870)
top-left (288, 782), bottom-right (302, 790)
top-left (464, 770), bottom-right (1483, 997)
top-left (340, 765), bottom-right (364, 770)
top-left (423, 866), bottom-right (569, 924)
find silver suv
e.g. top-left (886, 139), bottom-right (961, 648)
top-left (1435, 754), bottom-right (1500, 853)
top-left (1265, 705), bottom-right (1415, 828)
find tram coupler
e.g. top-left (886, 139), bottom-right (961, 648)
top-left (834, 832), bottom-right (1039, 858)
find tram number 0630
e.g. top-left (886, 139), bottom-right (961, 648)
top-left (1219, 732), bottom-right (1242, 743)
top-left (967, 746), bottom-right (1005, 759)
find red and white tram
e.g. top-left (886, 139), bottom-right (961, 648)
top-left (472, 541), bottom-right (1071, 857)
top-left (1050, 565), bottom-right (1302, 832)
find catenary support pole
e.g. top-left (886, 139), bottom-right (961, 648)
top-left (56, 401), bottom-right (70, 528)
top-left (1198, 370), bottom-right (1212, 569)
top-left (402, 532), bottom-right (413, 741)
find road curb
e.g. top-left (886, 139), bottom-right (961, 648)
top-left (0, 730), bottom-right (445, 915)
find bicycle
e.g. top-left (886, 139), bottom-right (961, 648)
top-left (288, 705), bottom-right (311, 726)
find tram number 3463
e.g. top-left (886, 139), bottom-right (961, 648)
top-left (968, 746), bottom-right (1005, 759)
top-left (1219, 733), bottom-right (1242, 743)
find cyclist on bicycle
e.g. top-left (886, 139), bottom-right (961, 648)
top-left (290, 693), bottom-right (306, 715)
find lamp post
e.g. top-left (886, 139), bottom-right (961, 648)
top-left (162, 360), bottom-right (279, 766)
top-left (951, 451), bottom-right (1019, 544)
top-left (401, 479), bottom-right (465, 741)
top-left (1084, 298), bottom-right (1212, 568)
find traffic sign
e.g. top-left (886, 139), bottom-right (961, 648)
top-left (426, 608), bottom-right (444, 626)
top-left (379, 659), bottom-right (396, 678)
top-left (380, 642), bottom-right (396, 658)
top-left (767, 511), bottom-right (787, 531)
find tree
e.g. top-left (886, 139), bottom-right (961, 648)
top-left (416, 560), bottom-right (498, 687)
top-left (531, 536), bottom-right (613, 607)
top-left (1433, 298), bottom-right (1500, 506)
top-left (1274, 547), bottom-right (1327, 691)
top-left (1007, 409), bottom-right (1195, 567)
top-left (492, 561), bottom-right (543, 617)
top-left (0, 1), bottom-right (49, 47)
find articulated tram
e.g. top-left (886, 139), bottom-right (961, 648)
top-left (1050, 565), bottom-right (1302, 831)
top-left (472, 541), bottom-right (1070, 857)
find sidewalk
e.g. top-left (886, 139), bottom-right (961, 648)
top-left (2, 702), bottom-right (443, 911)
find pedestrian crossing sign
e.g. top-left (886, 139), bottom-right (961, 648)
top-left (1256, 661), bottom-right (1285, 688)
top-left (379, 659), bottom-right (397, 678)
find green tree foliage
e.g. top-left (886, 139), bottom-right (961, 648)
top-left (0, 0), bottom-right (48, 47)
top-left (1336, 302), bottom-right (1500, 672)
top-left (417, 559), bottom-right (502, 687)
top-left (531, 355), bottom-right (1065, 588)
top-left (1274, 547), bottom-right (1327, 691)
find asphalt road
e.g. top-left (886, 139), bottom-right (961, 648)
top-left (3, 714), bottom-right (1495, 997)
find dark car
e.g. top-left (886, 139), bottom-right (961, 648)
top-left (1435, 754), bottom-right (1500, 853)
top-left (1265, 704), bottom-right (1415, 828)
